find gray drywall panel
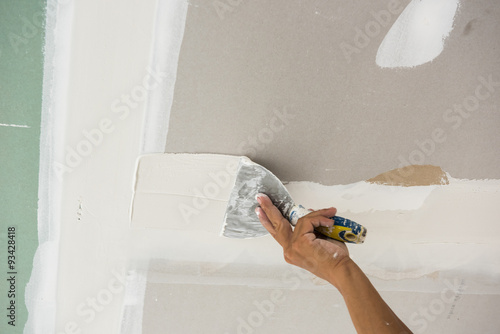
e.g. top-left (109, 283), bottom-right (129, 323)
top-left (165, 0), bottom-right (500, 185)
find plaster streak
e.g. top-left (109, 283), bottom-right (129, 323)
top-left (0, 123), bottom-right (31, 128)
top-left (25, 0), bottom-right (75, 332)
top-left (28, 0), bottom-right (163, 333)
top-left (140, 0), bottom-right (188, 154)
top-left (376, 0), bottom-right (460, 68)
top-left (286, 181), bottom-right (437, 212)
top-left (131, 155), bottom-right (440, 233)
top-left (131, 154), bottom-right (500, 282)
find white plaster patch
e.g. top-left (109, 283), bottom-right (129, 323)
top-left (131, 153), bottom-right (241, 232)
top-left (287, 181), bottom-right (437, 213)
top-left (376, 0), bottom-right (460, 68)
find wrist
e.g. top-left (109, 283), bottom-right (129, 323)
top-left (325, 257), bottom-right (356, 293)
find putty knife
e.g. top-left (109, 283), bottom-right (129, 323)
top-left (222, 157), bottom-right (367, 243)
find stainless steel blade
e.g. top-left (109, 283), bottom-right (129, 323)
top-left (222, 157), bottom-right (295, 238)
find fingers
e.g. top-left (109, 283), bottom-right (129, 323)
top-left (306, 207), bottom-right (337, 218)
top-left (293, 207), bottom-right (337, 236)
top-left (293, 215), bottom-right (335, 239)
top-left (255, 207), bottom-right (273, 234)
top-left (255, 193), bottom-right (292, 246)
top-left (255, 193), bottom-right (340, 249)
top-left (256, 194), bottom-right (287, 227)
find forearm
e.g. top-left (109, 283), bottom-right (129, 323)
top-left (327, 259), bottom-right (412, 334)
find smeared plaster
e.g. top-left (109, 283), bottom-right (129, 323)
top-left (140, 0), bottom-right (188, 154)
top-left (376, 0), bottom-right (460, 68)
top-left (130, 153), bottom-right (500, 283)
top-left (25, 0), bottom-right (75, 332)
top-left (130, 155), bottom-right (439, 232)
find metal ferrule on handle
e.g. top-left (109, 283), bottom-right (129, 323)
top-left (288, 205), bottom-right (367, 244)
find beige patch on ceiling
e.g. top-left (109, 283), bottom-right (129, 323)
top-left (367, 165), bottom-right (449, 187)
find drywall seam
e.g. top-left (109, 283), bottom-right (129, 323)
top-left (130, 154), bottom-right (440, 233)
top-left (376, 0), bottom-right (460, 68)
top-left (140, 0), bottom-right (188, 154)
top-left (130, 154), bottom-right (500, 284)
top-left (25, 0), bottom-right (75, 333)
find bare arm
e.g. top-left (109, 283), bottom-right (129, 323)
top-left (255, 193), bottom-right (412, 334)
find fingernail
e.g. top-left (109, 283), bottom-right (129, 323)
top-left (255, 207), bottom-right (260, 216)
top-left (255, 193), bottom-right (266, 204)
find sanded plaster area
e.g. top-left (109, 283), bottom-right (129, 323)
top-left (165, 0), bottom-right (500, 185)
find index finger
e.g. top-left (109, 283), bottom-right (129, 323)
top-left (256, 193), bottom-right (292, 246)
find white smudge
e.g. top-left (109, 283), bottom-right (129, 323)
top-left (0, 123), bottom-right (30, 128)
top-left (376, 0), bottom-right (460, 68)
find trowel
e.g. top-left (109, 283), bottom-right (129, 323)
top-left (222, 157), bottom-right (367, 244)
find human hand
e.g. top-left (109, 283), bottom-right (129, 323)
top-left (255, 193), bottom-right (351, 286)
top-left (255, 194), bottom-right (412, 333)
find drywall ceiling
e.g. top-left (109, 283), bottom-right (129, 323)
top-left (30, 0), bottom-right (500, 333)
top-left (164, 0), bottom-right (500, 185)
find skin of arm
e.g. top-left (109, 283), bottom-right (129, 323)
top-left (254, 193), bottom-right (413, 334)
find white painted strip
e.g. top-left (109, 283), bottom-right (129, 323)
top-left (24, 0), bottom-right (75, 332)
top-left (0, 123), bottom-right (30, 128)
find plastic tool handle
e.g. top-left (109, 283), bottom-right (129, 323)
top-left (289, 205), bottom-right (367, 244)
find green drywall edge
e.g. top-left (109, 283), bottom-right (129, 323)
top-left (0, 1), bottom-right (46, 332)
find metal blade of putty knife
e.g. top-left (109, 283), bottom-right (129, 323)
top-left (221, 157), bottom-right (367, 243)
top-left (221, 157), bottom-right (295, 239)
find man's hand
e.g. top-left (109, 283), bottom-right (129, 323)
top-left (255, 192), bottom-right (413, 333)
top-left (255, 193), bottom-right (351, 286)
